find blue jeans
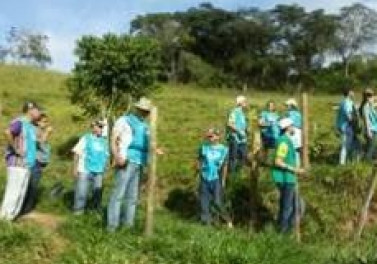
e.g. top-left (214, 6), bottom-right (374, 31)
top-left (365, 132), bottom-right (377, 162)
top-left (228, 141), bottom-right (247, 176)
top-left (200, 179), bottom-right (222, 224)
top-left (107, 162), bottom-right (141, 230)
top-left (22, 163), bottom-right (42, 214)
top-left (277, 183), bottom-right (296, 233)
top-left (73, 172), bottom-right (103, 212)
top-left (339, 126), bottom-right (357, 165)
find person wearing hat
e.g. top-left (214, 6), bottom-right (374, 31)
top-left (107, 97), bottom-right (155, 231)
top-left (259, 100), bottom-right (280, 150)
top-left (196, 128), bottom-right (229, 225)
top-left (359, 88), bottom-right (377, 161)
top-left (271, 117), bottom-right (305, 233)
top-left (284, 98), bottom-right (302, 165)
top-left (1, 101), bottom-right (41, 220)
top-left (226, 95), bottom-right (249, 176)
top-left (336, 88), bottom-right (357, 165)
top-left (22, 112), bottom-right (53, 214)
top-left (72, 120), bottom-right (109, 214)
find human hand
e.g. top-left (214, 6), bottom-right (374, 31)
top-left (295, 168), bottom-right (306, 176)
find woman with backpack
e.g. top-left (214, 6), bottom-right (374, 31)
top-left (359, 89), bottom-right (377, 161)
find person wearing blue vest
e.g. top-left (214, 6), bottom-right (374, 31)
top-left (226, 95), bottom-right (248, 176)
top-left (1, 101), bottom-right (41, 220)
top-left (22, 112), bottom-right (53, 214)
top-left (336, 88), bottom-right (357, 165)
top-left (107, 97), bottom-right (153, 232)
top-left (197, 128), bottom-right (229, 225)
top-left (259, 100), bottom-right (280, 150)
top-left (360, 88), bottom-right (377, 161)
top-left (284, 98), bottom-right (302, 165)
top-left (72, 120), bottom-right (109, 214)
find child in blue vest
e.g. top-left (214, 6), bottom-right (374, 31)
top-left (72, 120), bottom-right (109, 214)
top-left (197, 128), bottom-right (229, 225)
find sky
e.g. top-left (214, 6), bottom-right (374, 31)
top-left (1, 0), bottom-right (376, 72)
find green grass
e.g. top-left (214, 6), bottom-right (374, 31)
top-left (0, 65), bottom-right (377, 263)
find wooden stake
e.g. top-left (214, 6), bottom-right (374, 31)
top-left (356, 165), bottom-right (377, 240)
top-left (301, 92), bottom-right (310, 169)
top-left (145, 106), bottom-right (158, 237)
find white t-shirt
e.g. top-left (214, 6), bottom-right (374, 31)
top-left (72, 137), bottom-right (87, 173)
top-left (113, 116), bottom-right (133, 160)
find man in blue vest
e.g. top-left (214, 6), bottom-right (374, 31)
top-left (72, 120), bottom-right (109, 214)
top-left (336, 88), bottom-right (357, 165)
top-left (1, 101), bottom-right (41, 220)
top-left (107, 98), bottom-right (153, 232)
top-left (226, 95), bottom-right (248, 176)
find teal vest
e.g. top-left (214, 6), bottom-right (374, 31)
top-left (199, 143), bottom-right (228, 181)
top-left (84, 133), bottom-right (109, 173)
top-left (21, 118), bottom-right (37, 168)
top-left (125, 114), bottom-right (150, 166)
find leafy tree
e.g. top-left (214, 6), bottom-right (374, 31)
top-left (334, 3), bottom-right (377, 77)
top-left (68, 33), bottom-right (161, 118)
top-left (5, 27), bottom-right (51, 68)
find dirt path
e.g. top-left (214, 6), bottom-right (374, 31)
top-left (20, 211), bottom-right (64, 230)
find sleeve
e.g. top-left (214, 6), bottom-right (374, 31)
top-left (72, 136), bottom-right (86, 155)
top-left (228, 110), bottom-right (236, 126)
top-left (9, 120), bottom-right (22, 136)
top-left (275, 142), bottom-right (289, 159)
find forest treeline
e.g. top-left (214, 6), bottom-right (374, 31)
top-left (131, 2), bottom-right (377, 92)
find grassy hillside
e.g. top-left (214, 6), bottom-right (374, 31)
top-left (0, 65), bottom-right (377, 264)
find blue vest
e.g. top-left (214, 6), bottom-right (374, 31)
top-left (286, 109), bottom-right (302, 129)
top-left (21, 118), bottom-right (37, 168)
top-left (199, 143), bottom-right (228, 181)
top-left (364, 103), bottom-right (377, 132)
top-left (125, 114), bottom-right (150, 166)
top-left (84, 133), bottom-right (109, 173)
top-left (227, 107), bottom-right (248, 143)
top-left (260, 110), bottom-right (280, 140)
top-left (336, 97), bottom-right (353, 133)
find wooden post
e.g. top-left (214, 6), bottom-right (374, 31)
top-left (356, 165), bottom-right (377, 240)
top-left (301, 92), bottom-right (310, 168)
top-left (145, 106), bottom-right (158, 237)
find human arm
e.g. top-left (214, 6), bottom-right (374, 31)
top-left (5, 120), bottom-right (22, 155)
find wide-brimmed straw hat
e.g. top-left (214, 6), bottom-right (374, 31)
top-left (285, 98), bottom-right (298, 107)
top-left (134, 97), bottom-right (152, 112)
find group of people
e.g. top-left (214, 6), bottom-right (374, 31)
top-left (197, 95), bottom-right (305, 232)
top-left (2, 89), bottom-right (370, 234)
top-left (336, 88), bottom-right (377, 164)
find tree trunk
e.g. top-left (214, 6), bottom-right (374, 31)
top-left (145, 107), bottom-right (158, 237)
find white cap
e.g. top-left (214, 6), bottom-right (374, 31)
top-left (285, 98), bottom-right (298, 107)
top-left (279, 118), bottom-right (293, 129)
top-left (236, 95), bottom-right (247, 105)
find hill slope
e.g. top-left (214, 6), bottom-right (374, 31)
top-left (0, 65), bottom-right (376, 264)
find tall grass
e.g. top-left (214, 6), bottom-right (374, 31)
top-left (0, 65), bottom-right (376, 263)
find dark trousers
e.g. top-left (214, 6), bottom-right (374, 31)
top-left (200, 179), bottom-right (222, 224)
top-left (228, 141), bottom-right (247, 176)
top-left (277, 183), bottom-right (296, 233)
top-left (22, 164), bottom-right (42, 214)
